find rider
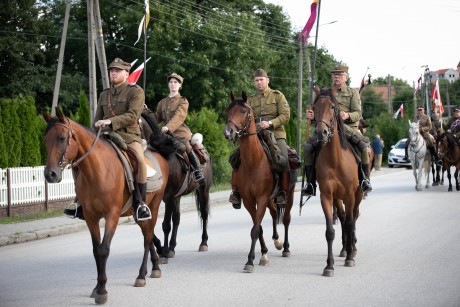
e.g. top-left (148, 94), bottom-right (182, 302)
top-left (301, 64), bottom-right (372, 197)
top-left (404, 105), bottom-right (443, 166)
top-left (445, 105), bottom-right (460, 140)
top-left (152, 73), bottom-right (204, 185)
top-left (64, 58), bottom-right (151, 221)
top-left (228, 68), bottom-right (291, 209)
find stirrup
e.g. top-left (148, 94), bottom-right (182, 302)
top-left (275, 191), bottom-right (287, 206)
top-left (135, 204), bottom-right (152, 222)
top-left (64, 202), bottom-right (79, 219)
top-left (194, 170), bottom-right (205, 184)
top-left (301, 183), bottom-right (316, 197)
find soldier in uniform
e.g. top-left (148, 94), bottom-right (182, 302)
top-left (301, 65), bottom-right (372, 197)
top-left (445, 105), bottom-right (460, 140)
top-left (229, 68), bottom-right (291, 209)
top-left (152, 73), bottom-right (204, 184)
top-left (64, 58), bottom-right (151, 221)
top-left (404, 105), bottom-right (442, 165)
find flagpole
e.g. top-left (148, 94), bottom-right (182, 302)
top-left (143, 4), bottom-right (147, 93)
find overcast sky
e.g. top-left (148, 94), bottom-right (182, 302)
top-left (266, 0), bottom-right (459, 88)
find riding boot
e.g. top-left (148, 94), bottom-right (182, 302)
top-left (64, 198), bottom-right (84, 220)
top-left (275, 171), bottom-right (290, 206)
top-left (428, 146), bottom-right (443, 166)
top-left (301, 166), bottom-right (316, 197)
top-left (361, 164), bottom-right (372, 193)
top-left (132, 183), bottom-right (151, 221)
top-left (229, 170), bottom-right (241, 209)
top-left (187, 151), bottom-right (205, 185)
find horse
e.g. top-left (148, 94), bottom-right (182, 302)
top-left (437, 132), bottom-right (460, 191)
top-left (312, 87), bottom-right (362, 277)
top-left (43, 109), bottom-right (169, 304)
top-left (408, 121), bottom-right (431, 191)
top-left (140, 111), bottom-right (213, 263)
top-left (224, 92), bottom-right (294, 273)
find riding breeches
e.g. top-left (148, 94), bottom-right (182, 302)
top-left (128, 141), bottom-right (147, 184)
top-left (276, 138), bottom-right (289, 172)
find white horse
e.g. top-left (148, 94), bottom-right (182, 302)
top-left (408, 121), bottom-right (431, 191)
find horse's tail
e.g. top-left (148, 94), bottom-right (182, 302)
top-left (276, 204), bottom-right (285, 224)
top-left (141, 111), bottom-right (178, 157)
top-left (194, 189), bottom-right (210, 229)
top-left (423, 158), bottom-right (431, 177)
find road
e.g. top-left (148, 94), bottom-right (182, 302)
top-left (1, 168), bottom-right (459, 307)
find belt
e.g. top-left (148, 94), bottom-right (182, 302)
top-left (255, 117), bottom-right (273, 123)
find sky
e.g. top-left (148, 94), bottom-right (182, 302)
top-left (265, 0), bottom-right (460, 88)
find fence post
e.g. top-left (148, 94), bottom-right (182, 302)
top-left (7, 168), bottom-right (11, 217)
top-left (45, 179), bottom-right (49, 211)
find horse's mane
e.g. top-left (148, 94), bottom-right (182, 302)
top-left (141, 110), bottom-right (180, 157)
top-left (314, 88), bottom-right (348, 150)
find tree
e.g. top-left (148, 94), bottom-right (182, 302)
top-left (0, 98), bottom-right (21, 167)
top-left (76, 90), bottom-right (91, 127)
top-left (360, 86), bottom-right (385, 119)
top-left (0, 104), bottom-right (6, 168)
top-left (18, 96), bottom-right (41, 166)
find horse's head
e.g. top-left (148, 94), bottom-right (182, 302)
top-left (313, 87), bottom-right (340, 144)
top-left (409, 121), bottom-right (420, 144)
top-left (43, 108), bottom-right (79, 183)
top-left (224, 91), bottom-right (252, 141)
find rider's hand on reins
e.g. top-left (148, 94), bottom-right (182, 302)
top-left (95, 119), bottom-right (111, 128)
top-left (306, 109), bottom-right (314, 120)
top-left (258, 121), bottom-right (271, 129)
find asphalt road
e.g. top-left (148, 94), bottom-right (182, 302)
top-left (0, 168), bottom-right (459, 307)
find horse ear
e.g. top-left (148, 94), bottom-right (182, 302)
top-left (43, 111), bottom-right (52, 122)
top-left (56, 107), bottom-right (65, 122)
top-left (242, 91), bottom-right (247, 102)
top-left (313, 85), bottom-right (320, 96)
top-left (230, 92), bottom-right (236, 102)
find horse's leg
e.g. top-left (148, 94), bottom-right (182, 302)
top-left (267, 201), bottom-right (282, 251)
top-left (196, 187), bottom-right (210, 252)
top-left (344, 201), bottom-right (357, 268)
top-left (416, 162), bottom-right (424, 191)
top-left (134, 216), bottom-right (157, 287)
top-left (425, 159), bottom-right (431, 189)
top-left (258, 225), bottom-right (269, 266)
top-left (159, 197), bottom-right (174, 263)
top-left (320, 194), bottom-right (335, 277)
top-left (455, 169), bottom-right (460, 191)
top-left (153, 234), bottom-right (162, 256)
top-left (167, 196), bottom-right (181, 258)
top-left (281, 187), bottom-right (294, 257)
top-left (334, 200), bottom-right (347, 257)
top-left (447, 168), bottom-right (453, 192)
top-left (243, 199), bottom-right (264, 273)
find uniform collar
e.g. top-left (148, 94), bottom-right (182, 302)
top-left (111, 81), bottom-right (128, 95)
top-left (258, 87), bottom-right (271, 97)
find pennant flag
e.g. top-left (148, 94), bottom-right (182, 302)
top-left (431, 79), bottom-right (444, 114)
top-left (359, 77), bottom-right (365, 94)
top-left (134, 0), bottom-right (150, 45)
top-left (414, 76), bottom-right (422, 95)
top-left (393, 104), bottom-right (404, 119)
top-left (297, 0), bottom-right (319, 44)
top-left (127, 57), bottom-right (151, 84)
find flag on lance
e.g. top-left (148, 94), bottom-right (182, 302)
top-left (127, 57), bottom-right (151, 84)
top-left (393, 104), bottom-right (404, 119)
top-left (414, 76), bottom-right (422, 96)
top-left (431, 79), bottom-right (444, 114)
top-left (297, 0), bottom-right (319, 43)
top-left (134, 0), bottom-right (150, 45)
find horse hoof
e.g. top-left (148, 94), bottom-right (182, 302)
top-left (150, 269), bottom-right (161, 278)
top-left (282, 251), bottom-right (291, 257)
top-left (351, 250), bottom-right (357, 258)
top-left (199, 244), bottom-right (208, 252)
top-left (167, 251), bottom-right (175, 258)
top-left (339, 250), bottom-right (347, 257)
top-left (344, 259), bottom-right (355, 267)
top-left (448, 188), bottom-right (453, 192)
top-left (274, 239), bottom-right (283, 250)
top-left (90, 289), bottom-right (97, 298)
top-left (244, 264), bottom-right (254, 272)
top-left (323, 269), bottom-right (334, 277)
top-left (159, 257), bottom-right (168, 264)
top-left (94, 293), bottom-right (108, 305)
top-left (416, 187), bottom-right (422, 191)
top-left (425, 185), bottom-right (430, 189)
top-left (134, 278), bottom-right (146, 287)
top-left (259, 254), bottom-right (269, 266)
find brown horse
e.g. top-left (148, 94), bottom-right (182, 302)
top-left (224, 92), bottom-right (294, 272)
top-left (312, 87), bottom-right (362, 277)
top-left (43, 109), bottom-right (169, 304)
top-left (140, 111), bottom-right (213, 263)
top-left (437, 132), bottom-right (460, 191)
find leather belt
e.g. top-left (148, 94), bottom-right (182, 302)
top-left (255, 117), bottom-right (273, 123)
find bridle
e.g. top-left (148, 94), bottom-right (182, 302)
top-left (227, 102), bottom-right (258, 138)
top-left (314, 95), bottom-right (339, 144)
top-left (48, 117), bottom-right (102, 170)
top-left (409, 125), bottom-right (425, 156)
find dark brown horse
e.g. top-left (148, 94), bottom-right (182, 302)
top-left (437, 132), bottom-right (460, 191)
top-left (43, 109), bottom-right (169, 304)
top-left (140, 112), bottom-right (213, 263)
top-left (224, 92), bottom-right (294, 272)
top-left (312, 87), bottom-right (362, 277)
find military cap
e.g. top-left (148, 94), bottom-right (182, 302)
top-left (108, 58), bottom-right (131, 72)
top-left (454, 105), bottom-right (460, 112)
top-left (417, 105), bottom-right (424, 110)
top-left (331, 65), bottom-right (349, 74)
top-left (253, 68), bottom-right (268, 78)
top-left (167, 73), bottom-right (184, 84)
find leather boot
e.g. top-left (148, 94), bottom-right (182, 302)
top-left (188, 151), bottom-right (205, 185)
top-left (361, 164), bottom-right (372, 193)
top-left (229, 170), bottom-right (241, 209)
top-left (64, 198), bottom-right (84, 220)
top-left (133, 183), bottom-right (151, 221)
top-left (301, 165), bottom-right (316, 197)
top-left (428, 146), bottom-right (443, 166)
top-left (275, 171), bottom-right (289, 206)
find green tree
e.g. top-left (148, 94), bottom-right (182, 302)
top-left (76, 90), bottom-right (91, 127)
top-left (360, 86), bottom-right (385, 119)
top-left (0, 98), bottom-right (21, 167)
top-left (0, 104), bottom-right (6, 168)
top-left (17, 96), bottom-right (41, 166)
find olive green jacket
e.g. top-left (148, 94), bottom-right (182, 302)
top-left (248, 87), bottom-right (290, 139)
top-left (153, 94), bottom-right (192, 141)
top-left (334, 85), bottom-right (362, 130)
top-left (94, 82), bottom-right (144, 144)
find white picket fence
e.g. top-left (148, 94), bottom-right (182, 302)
top-left (0, 166), bottom-right (75, 207)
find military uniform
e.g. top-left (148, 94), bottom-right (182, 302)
top-left (446, 105), bottom-right (460, 139)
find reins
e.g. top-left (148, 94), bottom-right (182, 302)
top-left (227, 103), bottom-right (259, 138)
top-left (314, 95), bottom-right (339, 144)
top-left (409, 129), bottom-right (425, 157)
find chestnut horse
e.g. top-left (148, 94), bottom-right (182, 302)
top-left (312, 87), bottom-right (362, 277)
top-left (140, 112), bottom-right (213, 263)
top-left (43, 109), bottom-right (169, 304)
top-left (437, 132), bottom-right (460, 191)
top-left (224, 92), bottom-right (294, 273)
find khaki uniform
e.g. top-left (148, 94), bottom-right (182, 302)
top-left (154, 94), bottom-right (193, 152)
top-left (94, 81), bottom-right (146, 183)
top-left (248, 87), bottom-right (290, 171)
top-left (415, 113), bottom-right (434, 146)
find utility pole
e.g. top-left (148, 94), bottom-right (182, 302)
top-left (93, 0), bottom-right (109, 89)
top-left (445, 81), bottom-right (451, 118)
top-left (412, 81), bottom-right (417, 119)
top-left (296, 40), bottom-right (303, 154)
top-left (424, 67), bottom-right (430, 117)
top-left (387, 74), bottom-right (392, 114)
top-left (51, 1), bottom-right (71, 116)
top-left (87, 0), bottom-right (97, 123)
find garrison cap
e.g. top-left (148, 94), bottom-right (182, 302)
top-left (331, 65), bottom-right (349, 74)
top-left (253, 68), bottom-right (268, 78)
top-left (167, 73), bottom-right (184, 84)
top-left (108, 58), bottom-right (131, 72)
top-left (417, 105), bottom-right (425, 110)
